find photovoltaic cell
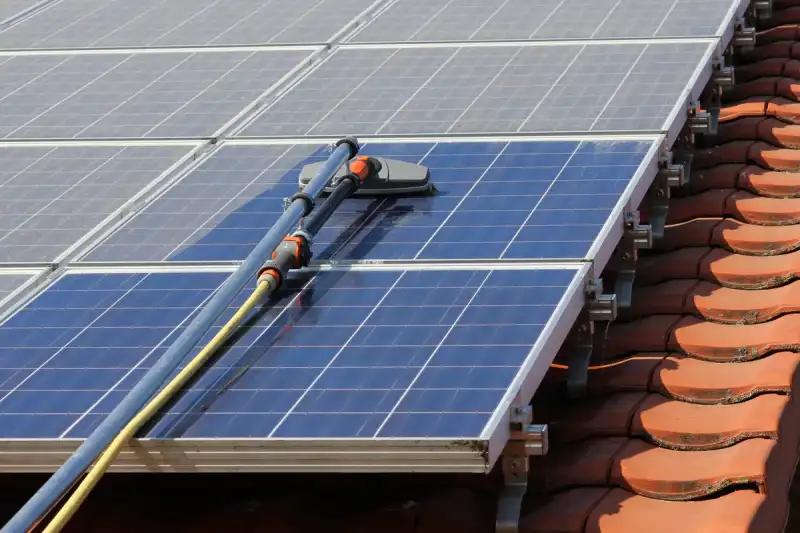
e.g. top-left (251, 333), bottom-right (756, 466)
top-left (0, 0), bottom-right (376, 49)
top-left (0, 49), bottom-right (312, 140)
top-left (0, 144), bottom-right (195, 263)
top-left (82, 139), bottom-right (656, 264)
top-left (0, 274), bottom-right (30, 302)
top-left (238, 42), bottom-right (712, 137)
top-left (0, 267), bottom-right (579, 440)
top-left (348, 0), bottom-right (738, 43)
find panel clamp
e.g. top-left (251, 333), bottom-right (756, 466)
top-left (687, 101), bottom-right (718, 136)
top-left (586, 277), bottom-right (616, 323)
top-left (712, 57), bottom-right (735, 88)
top-left (752, 0), bottom-right (772, 20)
top-left (733, 24), bottom-right (756, 48)
top-left (496, 405), bottom-right (548, 533)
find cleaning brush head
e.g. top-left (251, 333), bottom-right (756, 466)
top-left (299, 157), bottom-right (432, 197)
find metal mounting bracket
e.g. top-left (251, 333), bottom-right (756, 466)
top-left (687, 101), bottom-right (718, 136)
top-left (733, 24), bottom-right (756, 49)
top-left (647, 151), bottom-right (686, 239)
top-left (612, 211), bottom-right (652, 308)
top-left (712, 58), bottom-right (735, 88)
top-left (752, 0), bottom-right (772, 20)
top-left (659, 151), bottom-right (687, 188)
top-left (586, 277), bottom-right (617, 323)
top-left (496, 405), bottom-right (548, 533)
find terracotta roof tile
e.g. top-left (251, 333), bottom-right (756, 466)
top-left (690, 164), bottom-right (800, 197)
top-left (519, 8), bottom-right (800, 532)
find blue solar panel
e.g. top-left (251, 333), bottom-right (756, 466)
top-left (0, 267), bottom-right (579, 440)
top-left (82, 139), bottom-right (656, 264)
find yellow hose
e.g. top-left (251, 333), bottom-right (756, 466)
top-left (39, 278), bottom-right (274, 533)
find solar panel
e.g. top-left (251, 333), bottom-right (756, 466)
top-left (79, 139), bottom-right (658, 265)
top-left (0, 0), bottom-right (737, 479)
top-left (0, 49), bottom-right (315, 140)
top-left (347, 0), bottom-right (740, 43)
top-left (236, 42), bottom-right (714, 138)
top-left (0, 0), bottom-right (377, 49)
top-left (0, 265), bottom-right (587, 470)
top-left (0, 144), bottom-right (199, 264)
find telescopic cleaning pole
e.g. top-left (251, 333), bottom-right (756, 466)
top-left (257, 155), bottom-right (383, 291)
top-left (2, 137), bottom-right (360, 533)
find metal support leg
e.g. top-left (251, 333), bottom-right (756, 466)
top-left (612, 211), bottom-right (652, 308)
top-left (496, 405), bottom-right (548, 533)
top-left (566, 279), bottom-right (617, 399)
top-left (674, 150), bottom-right (694, 188)
top-left (700, 57), bottom-right (734, 137)
top-left (565, 311), bottom-right (593, 399)
top-left (648, 151), bottom-right (686, 240)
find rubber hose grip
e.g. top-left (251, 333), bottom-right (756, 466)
top-left (340, 173), bottom-right (360, 187)
top-left (336, 137), bottom-right (360, 159)
top-left (289, 192), bottom-right (315, 216)
top-left (257, 266), bottom-right (282, 290)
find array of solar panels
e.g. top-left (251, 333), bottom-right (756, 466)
top-left (0, 0), bottom-right (743, 470)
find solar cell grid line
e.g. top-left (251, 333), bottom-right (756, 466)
top-left (441, 45), bottom-right (529, 135)
top-left (467, 0), bottom-right (541, 41)
top-left (301, 46), bottom-right (405, 136)
top-left (652, 0), bottom-right (682, 37)
top-left (371, 47), bottom-right (463, 136)
top-left (264, 270), bottom-right (410, 439)
top-left (345, 0), bottom-right (741, 43)
top-left (0, 0), bottom-right (380, 49)
top-left (585, 44), bottom-right (648, 131)
top-left (0, 270), bottom-right (227, 440)
top-left (0, 143), bottom-right (200, 264)
top-left (586, 0), bottom-right (625, 40)
top-left (236, 41), bottom-right (715, 137)
top-left (55, 278), bottom-right (224, 440)
top-left (35, 53), bottom-right (202, 140)
top-left (497, 141), bottom-right (581, 259)
top-left (0, 48), bottom-right (316, 140)
top-left (8, 53), bottom-right (142, 138)
top-left (369, 270), bottom-right (491, 438)
top-left (511, 44), bottom-right (586, 134)
top-left (79, 138), bottom-right (660, 266)
top-left (405, 142), bottom-right (510, 261)
top-left (0, 265), bottom-right (586, 467)
top-left (0, 272), bottom-right (154, 420)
